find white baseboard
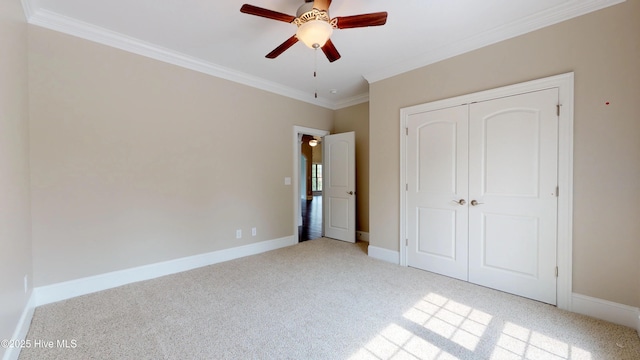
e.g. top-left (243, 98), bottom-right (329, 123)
top-left (571, 293), bottom-right (640, 329)
top-left (34, 236), bottom-right (295, 307)
top-left (2, 293), bottom-right (36, 360)
top-left (368, 245), bottom-right (399, 264)
top-left (356, 231), bottom-right (370, 242)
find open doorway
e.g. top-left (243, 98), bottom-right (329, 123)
top-left (293, 126), bottom-right (329, 243)
top-left (299, 135), bottom-right (323, 241)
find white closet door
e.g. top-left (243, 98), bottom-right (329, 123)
top-left (468, 88), bottom-right (559, 304)
top-left (406, 105), bottom-right (469, 280)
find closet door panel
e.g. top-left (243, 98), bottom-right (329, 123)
top-left (406, 105), bottom-right (469, 281)
top-left (468, 88), bottom-right (559, 305)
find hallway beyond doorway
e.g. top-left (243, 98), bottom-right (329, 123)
top-left (299, 195), bottom-right (322, 242)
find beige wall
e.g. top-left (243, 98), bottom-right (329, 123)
top-left (28, 27), bottom-right (334, 287)
top-left (334, 102), bottom-right (370, 233)
top-left (0, 0), bottom-right (32, 354)
top-left (370, 0), bottom-right (640, 307)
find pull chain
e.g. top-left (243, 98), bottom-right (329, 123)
top-left (313, 47), bottom-right (318, 98)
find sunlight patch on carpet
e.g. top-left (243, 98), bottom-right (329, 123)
top-left (403, 292), bottom-right (492, 352)
top-left (491, 322), bottom-right (592, 360)
top-left (349, 293), bottom-right (491, 359)
top-left (348, 292), bottom-right (594, 359)
top-left (349, 322), bottom-right (457, 359)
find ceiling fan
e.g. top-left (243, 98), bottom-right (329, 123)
top-left (240, 0), bottom-right (388, 62)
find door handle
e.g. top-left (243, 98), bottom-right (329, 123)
top-left (454, 199), bottom-right (466, 205)
top-left (347, 191), bottom-right (354, 195)
top-left (470, 200), bottom-right (484, 206)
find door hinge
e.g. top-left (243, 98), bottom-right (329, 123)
top-left (405, 127), bottom-right (409, 136)
top-left (556, 104), bottom-right (561, 116)
top-left (406, 238), bottom-right (408, 246)
top-left (555, 266), bottom-right (559, 277)
top-left (406, 183), bottom-right (408, 191)
top-left (555, 186), bottom-right (559, 197)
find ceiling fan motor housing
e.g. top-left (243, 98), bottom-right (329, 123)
top-left (296, 3), bottom-right (330, 23)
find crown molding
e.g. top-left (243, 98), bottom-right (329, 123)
top-left (20, 0), bottom-right (34, 20)
top-left (363, 0), bottom-right (626, 84)
top-left (23, 5), bottom-right (343, 110)
top-left (333, 92), bottom-right (369, 109)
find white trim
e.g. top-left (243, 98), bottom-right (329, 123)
top-left (368, 245), bottom-right (400, 265)
top-left (399, 113), bottom-right (408, 268)
top-left (23, 8), bottom-right (340, 110)
top-left (334, 93), bottom-right (370, 110)
top-left (292, 126), bottom-right (330, 242)
top-left (2, 294), bottom-right (36, 360)
top-left (556, 74), bottom-right (575, 311)
top-left (637, 310), bottom-right (640, 337)
top-left (399, 72), bottom-right (574, 311)
top-left (356, 231), bottom-right (370, 242)
top-left (571, 293), bottom-right (640, 329)
top-left (33, 236), bottom-right (295, 306)
top-left (364, 0), bottom-right (625, 83)
top-left (19, 0), bottom-right (34, 20)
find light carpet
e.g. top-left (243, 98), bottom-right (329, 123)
top-left (20, 238), bottom-right (640, 359)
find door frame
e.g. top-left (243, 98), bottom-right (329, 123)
top-left (399, 72), bottom-right (574, 311)
top-left (293, 126), bottom-right (329, 241)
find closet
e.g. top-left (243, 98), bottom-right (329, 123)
top-left (402, 86), bottom-right (560, 305)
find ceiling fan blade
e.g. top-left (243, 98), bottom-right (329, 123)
top-left (321, 38), bottom-right (341, 63)
top-left (266, 35), bottom-right (299, 59)
top-left (313, 0), bottom-right (332, 11)
top-left (334, 12), bottom-right (388, 29)
top-left (240, 4), bottom-right (296, 23)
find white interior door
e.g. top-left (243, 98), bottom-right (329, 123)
top-left (323, 132), bottom-right (356, 243)
top-left (468, 88), bottom-right (559, 305)
top-left (406, 106), bottom-right (469, 280)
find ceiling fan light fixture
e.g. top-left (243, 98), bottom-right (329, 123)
top-left (241, 2), bottom-right (387, 62)
top-left (296, 19), bottom-right (333, 48)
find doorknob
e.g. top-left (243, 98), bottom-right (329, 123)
top-left (347, 191), bottom-right (354, 195)
top-left (470, 200), bottom-right (484, 206)
top-left (454, 199), bottom-right (466, 205)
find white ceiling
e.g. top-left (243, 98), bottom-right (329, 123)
top-left (22, 0), bottom-right (623, 109)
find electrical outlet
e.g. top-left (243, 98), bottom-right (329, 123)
top-left (24, 275), bottom-right (28, 293)
top-left (252, 227), bottom-right (257, 236)
top-left (236, 229), bottom-right (242, 239)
